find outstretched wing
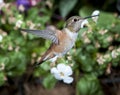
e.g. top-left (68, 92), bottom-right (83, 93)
top-left (20, 28), bottom-right (59, 44)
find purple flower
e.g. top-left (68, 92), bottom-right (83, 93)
top-left (16, 0), bottom-right (31, 11)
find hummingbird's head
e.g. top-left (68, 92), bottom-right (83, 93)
top-left (65, 15), bottom-right (99, 32)
top-left (66, 16), bottom-right (84, 32)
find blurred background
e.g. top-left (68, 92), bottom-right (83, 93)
top-left (0, 0), bottom-right (120, 95)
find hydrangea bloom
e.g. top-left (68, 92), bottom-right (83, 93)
top-left (51, 63), bottom-right (73, 84)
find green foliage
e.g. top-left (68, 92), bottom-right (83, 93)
top-left (43, 74), bottom-right (57, 89)
top-left (27, 7), bottom-right (51, 26)
top-left (79, 6), bottom-right (95, 17)
top-left (97, 12), bottom-right (116, 29)
top-left (0, 0), bottom-right (120, 94)
top-left (0, 2), bottom-right (52, 86)
top-left (77, 74), bottom-right (104, 95)
top-left (0, 72), bottom-right (5, 86)
top-left (59, 0), bottom-right (78, 18)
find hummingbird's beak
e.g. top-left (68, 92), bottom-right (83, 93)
top-left (83, 14), bottom-right (99, 19)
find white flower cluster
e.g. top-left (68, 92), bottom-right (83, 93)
top-left (97, 48), bottom-right (120, 65)
top-left (51, 63), bottom-right (73, 84)
top-left (15, 20), bottom-right (23, 28)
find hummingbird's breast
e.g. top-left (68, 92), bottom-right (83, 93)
top-left (52, 28), bottom-right (78, 56)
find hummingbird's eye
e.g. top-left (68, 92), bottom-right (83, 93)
top-left (73, 18), bottom-right (78, 22)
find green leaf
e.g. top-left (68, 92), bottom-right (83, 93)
top-left (5, 51), bottom-right (28, 76)
top-left (111, 22), bottom-right (120, 33)
top-left (59, 0), bottom-right (77, 18)
top-left (27, 7), bottom-right (51, 24)
top-left (79, 6), bottom-right (95, 17)
top-left (43, 74), bottom-right (57, 89)
top-left (97, 12), bottom-right (116, 29)
top-left (0, 72), bottom-right (5, 86)
top-left (74, 49), bottom-right (96, 72)
top-left (34, 62), bottom-right (51, 77)
top-left (76, 74), bottom-right (104, 95)
top-left (40, 62), bottom-right (51, 71)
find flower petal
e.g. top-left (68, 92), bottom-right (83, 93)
top-left (0, 0), bottom-right (4, 3)
top-left (50, 67), bottom-right (58, 74)
top-left (64, 65), bottom-right (73, 76)
top-left (91, 10), bottom-right (100, 22)
top-left (54, 73), bottom-right (62, 80)
top-left (0, 35), bottom-right (3, 42)
top-left (57, 63), bottom-right (66, 72)
top-left (92, 10), bottom-right (100, 16)
top-left (63, 77), bottom-right (73, 84)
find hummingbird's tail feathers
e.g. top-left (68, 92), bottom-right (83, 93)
top-left (35, 51), bottom-right (56, 68)
top-left (33, 49), bottom-right (55, 67)
top-left (33, 60), bottom-right (45, 68)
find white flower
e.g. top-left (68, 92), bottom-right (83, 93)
top-left (81, 10), bottom-right (100, 28)
top-left (0, 35), bottom-right (3, 42)
top-left (111, 50), bottom-right (119, 58)
top-left (97, 56), bottom-right (105, 65)
top-left (18, 5), bottom-right (25, 12)
top-left (0, 63), bottom-right (5, 71)
top-left (0, 0), bottom-right (5, 10)
top-left (51, 63), bottom-right (73, 84)
top-left (81, 19), bottom-right (88, 28)
top-left (0, 0), bottom-right (4, 4)
top-left (91, 10), bottom-right (100, 22)
top-left (15, 20), bottom-right (23, 28)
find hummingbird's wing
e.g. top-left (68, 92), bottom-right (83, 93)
top-left (20, 27), bottom-right (59, 44)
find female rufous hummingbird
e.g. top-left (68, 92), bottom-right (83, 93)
top-left (21, 15), bottom-right (99, 66)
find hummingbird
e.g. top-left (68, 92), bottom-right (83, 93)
top-left (21, 15), bottom-right (99, 66)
